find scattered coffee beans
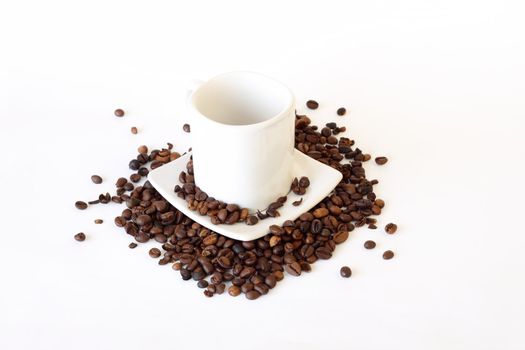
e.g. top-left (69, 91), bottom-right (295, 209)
top-left (383, 250), bottom-right (394, 260)
top-left (337, 107), bottom-right (346, 116)
top-left (385, 223), bottom-right (397, 234)
top-left (94, 219), bottom-right (103, 224)
top-left (75, 100), bottom-right (397, 300)
top-left (75, 201), bottom-right (88, 210)
top-left (128, 242), bottom-right (137, 249)
top-left (364, 240), bottom-right (376, 249)
top-left (183, 124), bottom-right (191, 133)
top-left (114, 109), bottom-right (125, 117)
top-left (74, 232), bottom-right (86, 241)
top-left (306, 100), bottom-right (319, 109)
top-left (131, 126), bottom-right (138, 134)
top-left (375, 156), bottom-right (388, 165)
top-left (340, 266), bottom-right (352, 278)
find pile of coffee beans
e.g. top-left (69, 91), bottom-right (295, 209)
top-left (74, 104), bottom-right (397, 299)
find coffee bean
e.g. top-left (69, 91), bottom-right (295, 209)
top-left (337, 107), bottom-right (346, 116)
top-left (197, 280), bottom-right (208, 288)
top-left (245, 290), bottom-right (261, 300)
top-left (326, 122), bottom-right (337, 129)
top-left (299, 176), bottom-right (310, 188)
top-left (228, 285), bottom-right (241, 297)
top-left (136, 215), bottom-right (152, 226)
top-left (149, 248), bottom-right (161, 258)
top-left (315, 247), bottom-right (332, 259)
top-left (75, 201), bottom-right (88, 210)
top-left (129, 159), bottom-right (140, 170)
top-left (91, 175), bottom-right (103, 184)
top-left (292, 198), bottom-right (303, 206)
top-left (137, 145), bottom-right (148, 154)
top-left (183, 124), bottom-right (191, 133)
top-left (246, 215), bottom-right (259, 225)
top-left (74, 232), bottom-right (86, 241)
top-left (88, 199), bottom-right (100, 205)
top-left (383, 250), bottom-right (394, 260)
top-left (340, 266), bottom-right (352, 278)
top-left (269, 225), bottom-right (284, 235)
top-left (285, 262), bottom-right (302, 276)
top-left (385, 223), bottom-right (397, 234)
top-left (364, 240), bottom-right (376, 249)
top-left (333, 231), bottom-right (349, 244)
top-left (114, 108), bottom-right (125, 117)
top-left (375, 156), bottom-right (388, 165)
top-left (94, 219), bottom-right (103, 224)
top-left (128, 242), bottom-right (137, 249)
top-left (306, 100), bottom-right (319, 109)
top-left (313, 207), bottom-right (329, 218)
top-left (131, 126), bottom-right (138, 134)
top-left (130, 173), bottom-right (141, 183)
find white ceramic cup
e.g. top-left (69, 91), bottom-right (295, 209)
top-left (187, 71), bottom-right (295, 210)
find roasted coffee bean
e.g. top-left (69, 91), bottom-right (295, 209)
top-left (180, 268), bottom-right (192, 280)
top-left (364, 240), bottom-right (376, 249)
top-left (137, 145), bottom-right (148, 154)
top-left (333, 231), bottom-right (349, 244)
top-left (149, 248), bottom-right (161, 258)
top-left (337, 107), bottom-right (346, 116)
top-left (138, 167), bottom-right (149, 176)
top-left (299, 176), bottom-right (310, 188)
top-left (94, 219), bottom-right (103, 224)
top-left (315, 247), bottom-right (332, 259)
top-left (116, 177), bottom-right (127, 187)
top-left (129, 173), bottom-right (141, 183)
top-left (88, 199), bottom-right (100, 205)
top-left (74, 232), bottom-right (86, 241)
top-left (385, 223), bottom-right (397, 234)
top-left (128, 242), bottom-right (137, 249)
top-left (340, 266), bottom-right (352, 278)
top-left (269, 225), bottom-right (284, 235)
top-left (129, 159), bottom-right (141, 170)
top-left (75, 201), bottom-right (88, 210)
top-left (326, 122), bottom-right (337, 129)
top-left (228, 285), bottom-right (241, 297)
top-left (245, 290), bottom-right (261, 300)
top-left (131, 126), bottom-right (138, 134)
top-left (183, 124), bottom-right (191, 133)
top-left (124, 182), bottom-right (134, 191)
top-left (375, 156), bottom-right (388, 165)
top-left (383, 250), bottom-right (394, 260)
top-left (285, 262), bottom-right (302, 276)
top-left (114, 108), bottom-right (125, 117)
top-left (91, 175), bottom-right (103, 184)
top-left (313, 207), bottom-right (329, 218)
top-left (306, 100), bottom-right (319, 109)
top-left (197, 280), bottom-right (208, 288)
top-left (136, 215), bottom-right (152, 226)
top-left (246, 215), bottom-right (259, 225)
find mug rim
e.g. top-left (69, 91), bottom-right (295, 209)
top-left (188, 71), bottom-right (295, 130)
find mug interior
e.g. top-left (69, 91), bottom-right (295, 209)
top-left (191, 72), bottom-right (293, 126)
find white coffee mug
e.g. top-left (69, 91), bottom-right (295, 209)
top-left (187, 71), bottom-right (295, 210)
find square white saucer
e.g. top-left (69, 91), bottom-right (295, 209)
top-left (147, 150), bottom-right (342, 241)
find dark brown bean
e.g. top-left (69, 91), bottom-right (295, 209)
top-left (75, 201), bottom-right (88, 210)
top-left (340, 266), bottom-right (352, 278)
top-left (285, 262), bottom-right (302, 276)
top-left (364, 240), bottom-right (376, 249)
top-left (128, 242), bottom-right (137, 249)
top-left (337, 107), bottom-right (346, 116)
top-left (131, 126), bottom-right (138, 134)
top-left (91, 175), bottom-right (103, 184)
top-left (74, 232), bottom-right (86, 241)
top-left (183, 124), bottom-right (191, 133)
top-left (375, 156), bottom-right (388, 165)
top-left (292, 198), bottom-right (303, 206)
top-left (383, 250), bottom-right (394, 260)
top-left (149, 248), bottom-right (161, 258)
top-left (228, 285), bottom-right (241, 297)
top-left (306, 100), bottom-right (319, 109)
top-left (385, 223), bottom-right (397, 234)
top-left (94, 219), bottom-right (103, 224)
top-left (245, 290), bottom-right (261, 300)
top-left (114, 108), bottom-right (124, 117)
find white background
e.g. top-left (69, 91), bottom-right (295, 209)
top-left (2, 0), bottom-right (525, 349)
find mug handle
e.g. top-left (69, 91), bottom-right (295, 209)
top-left (186, 79), bottom-right (204, 102)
